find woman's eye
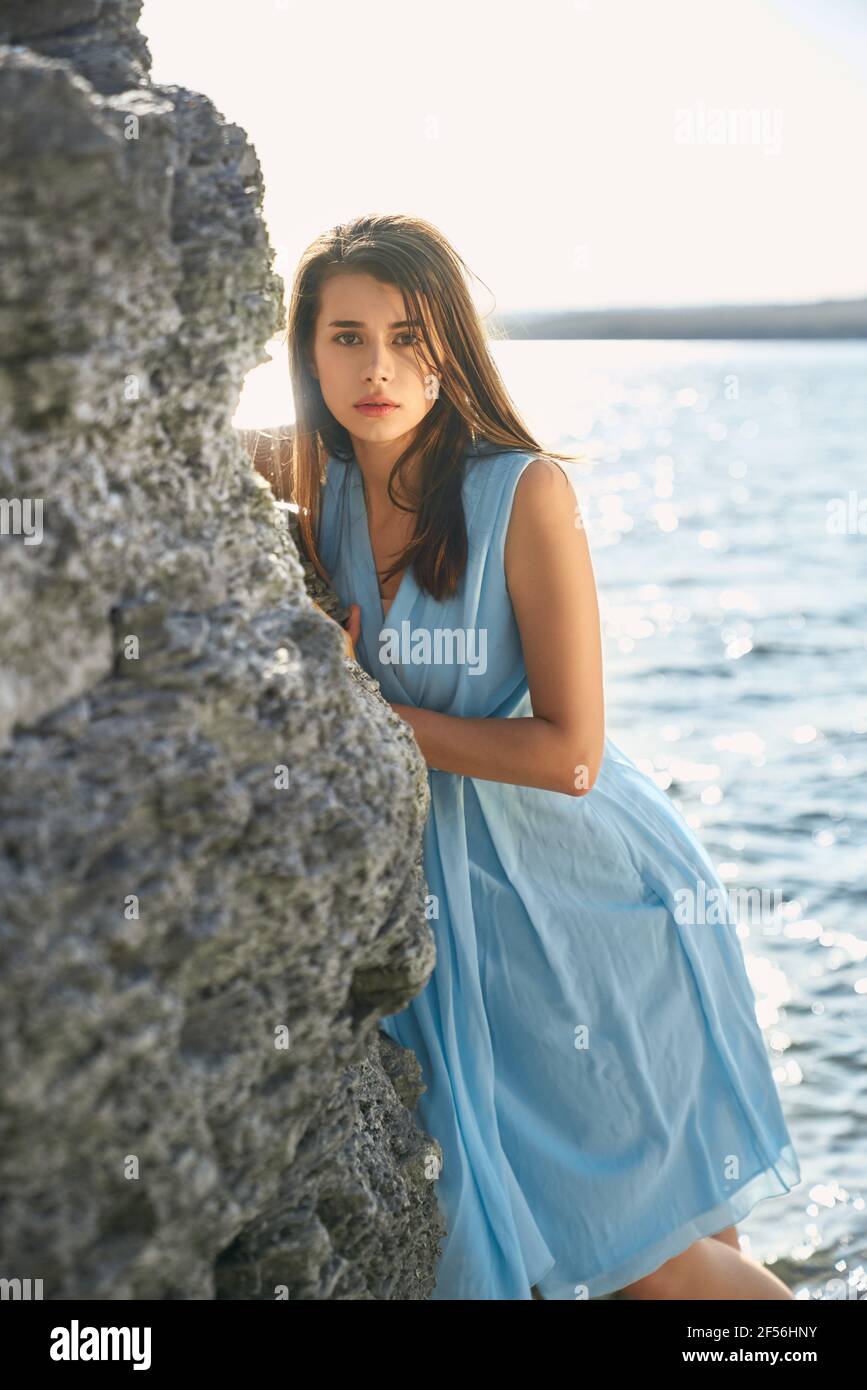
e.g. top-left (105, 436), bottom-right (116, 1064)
top-left (332, 332), bottom-right (421, 347)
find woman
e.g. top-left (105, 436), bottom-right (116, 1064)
top-left (285, 213), bottom-right (802, 1300)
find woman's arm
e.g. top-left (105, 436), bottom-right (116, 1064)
top-left (390, 459), bottom-right (605, 797)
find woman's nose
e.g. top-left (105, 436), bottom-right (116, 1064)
top-left (364, 361), bottom-right (393, 381)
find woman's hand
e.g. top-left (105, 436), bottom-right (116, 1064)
top-left (311, 600), bottom-right (361, 661)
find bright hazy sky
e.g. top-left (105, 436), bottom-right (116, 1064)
top-left (140, 0), bottom-right (867, 314)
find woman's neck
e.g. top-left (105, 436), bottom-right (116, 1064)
top-left (353, 440), bottom-right (422, 518)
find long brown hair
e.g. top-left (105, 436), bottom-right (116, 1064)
top-left (284, 213), bottom-right (583, 602)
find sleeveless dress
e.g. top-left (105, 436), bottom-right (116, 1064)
top-left (316, 441), bottom-right (802, 1301)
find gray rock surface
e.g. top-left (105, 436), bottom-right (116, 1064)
top-left (0, 0), bottom-right (443, 1299)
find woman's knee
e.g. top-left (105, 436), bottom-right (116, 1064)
top-left (710, 1224), bottom-right (741, 1251)
top-left (619, 1243), bottom-right (695, 1299)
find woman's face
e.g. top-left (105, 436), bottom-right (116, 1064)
top-left (310, 271), bottom-right (441, 451)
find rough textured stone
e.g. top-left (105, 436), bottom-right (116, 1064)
top-left (0, 0), bottom-right (443, 1299)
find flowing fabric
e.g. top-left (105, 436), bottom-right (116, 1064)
top-left (317, 441), bottom-right (802, 1300)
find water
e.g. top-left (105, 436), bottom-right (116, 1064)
top-left (496, 339), bottom-right (867, 1299)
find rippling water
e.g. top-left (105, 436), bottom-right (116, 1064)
top-left (494, 340), bottom-right (867, 1298)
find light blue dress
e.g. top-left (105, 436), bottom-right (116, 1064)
top-left (317, 441), bottom-right (802, 1301)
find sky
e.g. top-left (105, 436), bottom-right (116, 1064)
top-left (139, 0), bottom-right (867, 315)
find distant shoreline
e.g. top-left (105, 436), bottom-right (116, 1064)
top-left (491, 296), bottom-right (867, 340)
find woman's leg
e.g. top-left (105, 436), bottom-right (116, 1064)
top-left (532, 1226), bottom-right (762, 1299)
top-left (619, 1233), bottom-right (793, 1300)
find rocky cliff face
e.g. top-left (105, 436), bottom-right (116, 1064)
top-left (0, 0), bottom-right (443, 1299)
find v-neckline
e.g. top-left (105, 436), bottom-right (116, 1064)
top-left (350, 456), bottom-right (417, 629)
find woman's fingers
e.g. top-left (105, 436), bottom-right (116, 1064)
top-left (343, 604), bottom-right (361, 660)
top-left (344, 603), bottom-right (362, 646)
top-left (338, 602), bottom-right (361, 660)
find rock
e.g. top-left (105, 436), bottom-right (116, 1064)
top-left (0, 0), bottom-right (443, 1299)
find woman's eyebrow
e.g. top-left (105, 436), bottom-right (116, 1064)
top-left (326, 318), bottom-right (422, 328)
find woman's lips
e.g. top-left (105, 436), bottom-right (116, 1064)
top-left (354, 402), bottom-right (398, 417)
